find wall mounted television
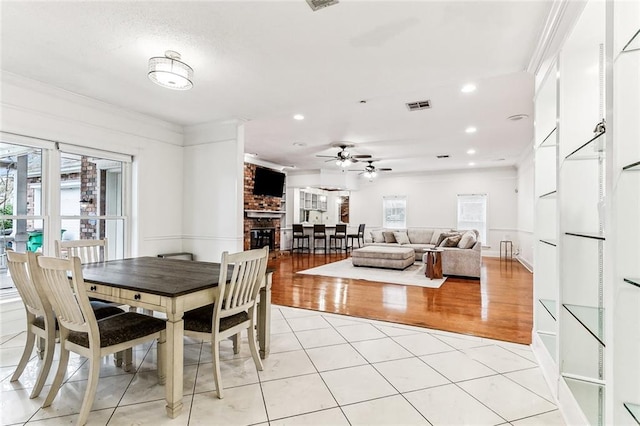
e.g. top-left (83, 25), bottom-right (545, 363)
top-left (253, 166), bottom-right (285, 198)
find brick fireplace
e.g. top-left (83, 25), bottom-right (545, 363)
top-left (243, 163), bottom-right (284, 256)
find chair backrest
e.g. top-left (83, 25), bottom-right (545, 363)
top-left (358, 223), bottom-right (366, 236)
top-left (313, 224), bottom-right (326, 236)
top-left (6, 250), bottom-right (50, 320)
top-left (34, 255), bottom-right (97, 337)
top-left (215, 247), bottom-right (269, 321)
top-left (55, 239), bottom-right (108, 264)
top-left (335, 224), bottom-right (347, 236)
top-left (292, 224), bottom-right (304, 236)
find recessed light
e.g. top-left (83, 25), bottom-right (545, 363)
top-left (293, 114), bottom-right (305, 120)
top-left (465, 127), bottom-right (477, 134)
top-left (461, 83), bottom-right (476, 93)
top-left (467, 149), bottom-right (476, 155)
top-left (468, 162), bottom-right (476, 166)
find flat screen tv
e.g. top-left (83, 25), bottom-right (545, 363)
top-left (253, 166), bottom-right (285, 197)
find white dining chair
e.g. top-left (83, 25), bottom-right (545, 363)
top-left (33, 255), bottom-right (167, 426)
top-left (55, 238), bottom-right (108, 263)
top-left (183, 246), bottom-right (269, 399)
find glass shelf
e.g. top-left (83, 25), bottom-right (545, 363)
top-left (563, 376), bottom-right (605, 426)
top-left (565, 232), bottom-right (605, 241)
top-left (539, 190), bottom-right (557, 199)
top-left (624, 278), bottom-right (640, 288)
top-left (565, 131), bottom-right (606, 160)
top-left (623, 160), bottom-right (640, 171)
top-left (539, 332), bottom-right (557, 362)
top-left (563, 304), bottom-right (605, 347)
top-left (624, 402), bottom-right (640, 425)
top-left (622, 29), bottom-right (640, 53)
top-left (539, 299), bottom-right (557, 321)
top-left (539, 127), bottom-right (557, 148)
top-left (540, 239), bottom-right (557, 247)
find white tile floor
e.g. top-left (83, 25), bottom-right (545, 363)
top-left (0, 302), bottom-right (567, 425)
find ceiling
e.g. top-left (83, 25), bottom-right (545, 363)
top-left (0, 1), bottom-right (552, 175)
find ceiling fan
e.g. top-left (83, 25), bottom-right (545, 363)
top-left (316, 143), bottom-right (371, 168)
top-left (351, 160), bottom-right (392, 179)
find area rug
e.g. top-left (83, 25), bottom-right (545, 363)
top-left (297, 259), bottom-right (447, 289)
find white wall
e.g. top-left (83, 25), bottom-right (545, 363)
top-left (349, 167), bottom-right (518, 256)
top-left (0, 72), bottom-right (186, 257)
top-left (516, 148), bottom-right (535, 270)
top-left (182, 121), bottom-right (244, 262)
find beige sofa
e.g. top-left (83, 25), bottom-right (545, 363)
top-left (364, 228), bottom-right (481, 278)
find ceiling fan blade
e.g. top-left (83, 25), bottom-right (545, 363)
top-left (316, 155), bottom-right (337, 158)
top-left (352, 154), bottom-right (372, 158)
top-left (379, 168), bottom-right (392, 171)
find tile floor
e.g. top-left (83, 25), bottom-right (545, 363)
top-left (0, 301), bottom-right (566, 425)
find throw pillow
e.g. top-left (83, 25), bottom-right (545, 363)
top-left (458, 231), bottom-right (477, 249)
top-left (436, 232), bottom-right (459, 247)
top-left (393, 231), bottom-right (410, 245)
top-left (440, 235), bottom-right (462, 247)
top-left (383, 231), bottom-right (397, 244)
top-left (370, 230), bottom-right (385, 243)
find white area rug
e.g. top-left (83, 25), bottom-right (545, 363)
top-left (297, 259), bottom-right (447, 288)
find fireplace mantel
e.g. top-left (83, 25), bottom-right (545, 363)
top-left (245, 210), bottom-right (286, 219)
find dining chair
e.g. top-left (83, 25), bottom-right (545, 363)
top-left (33, 255), bottom-right (167, 426)
top-left (7, 250), bottom-right (129, 399)
top-left (55, 238), bottom-right (108, 263)
top-left (347, 223), bottom-right (366, 250)
top-left (329, 224), bottom-right (348, 252)
top-left (182, 246), bottom-right (269, 399)
top-left (291, 224), bottom-right (309, 253)
top-left (313, 224), bottom-right (327, 253)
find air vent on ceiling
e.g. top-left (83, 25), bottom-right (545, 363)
top-left (436, 154), bottom-right (450, 159)
top-left (306, 0), bottom-right (339, 11)
top-left (406, 100), bottom-right (432, 111)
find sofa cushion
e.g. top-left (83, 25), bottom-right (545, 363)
top-left (383, 231), bottom-right (397, 243)
top-left (393, 231), bottom-right (410, 245)
top-left (430, 229), bottom-right (449, 245)
top-left (407, 229), bottom-right (433, 244)
top-left (440, 234), bottom-right (462, 247)
top-left (458, 230), bottom-right (477, 249)
top-left (436, 232), bottom-right (460, 247)
top-left (370, 230), bottom-right (385, 243)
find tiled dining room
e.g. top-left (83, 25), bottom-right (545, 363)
top-left (1, 297), bottom-right (564, 426)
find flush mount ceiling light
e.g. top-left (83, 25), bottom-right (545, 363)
top-left (148, 50), bottom-right (194, 90)
top-left (461, 83), bottom-right (477, 93)
top-left (465, 126), bottom-right (477, 134)
top-left (467, 148), bottom-right (476, 155)
top-left (293, 114), bottom-right (305, 120)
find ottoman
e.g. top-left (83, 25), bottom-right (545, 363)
top-left (351, 246), bottom-right (415, 270)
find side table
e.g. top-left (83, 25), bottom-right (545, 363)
top-left (422, 248), bottom-right (444, 280)
top-left (500, 240), bottom-right (513, 260)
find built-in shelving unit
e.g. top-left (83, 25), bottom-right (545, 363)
top-left (532, 1), bottom-right (639, 425)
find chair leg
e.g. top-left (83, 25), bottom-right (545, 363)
top-left (114, 351), bottom-right (123, 368)
top-left (30, 327), bottom-right (56, 398)
top-left (77, 354), bottom-right (101, 426)
top-left (232, 333), bottom-right (240, 355)
top-left (11, 330), bottom-right (35, 382)
top-left (37, 336), bottom-right (45, 360)
top-left (247, 318), bottom-right (263, 372)
top-left (211, 340), bottom-right (223, 399)
top-left (157, 331), bottom-right (166, 385)
top-left (43, 346), bottom-right (70, 407)
top-left (122, 348), bottom-right (133, 372)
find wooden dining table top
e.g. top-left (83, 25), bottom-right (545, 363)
top-left (81, 256), bottom-right (234, 297)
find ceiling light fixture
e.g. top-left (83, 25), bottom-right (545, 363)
top-left (467, 149), bottom-right (476, 155)
top-left (468, 162), bottom-right (476, 166)
top-left (148, 50), bottom-right (194, 90)
top-left (465, 127), bottom-right (477, 134)
top-left (293, 114), bottom-right (305, 120)
top-left (461, 83), bottom-right (476, 93)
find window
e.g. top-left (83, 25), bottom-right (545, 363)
top-left (457, 194), bottom-right (487, 244)
top-left (383, 195), bottom-right (406, 229)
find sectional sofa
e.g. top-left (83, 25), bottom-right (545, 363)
top-left (363, 228), bottom-right (481, 278)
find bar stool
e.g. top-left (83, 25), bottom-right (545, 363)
top-left (291, 224), bottom-right (310, 253)
top-left (347, 224), bottom-right (366, 250)
top-left (330, 224), bottom-right (347, 252)
top-left (313, 224), bottom-right (327, 253)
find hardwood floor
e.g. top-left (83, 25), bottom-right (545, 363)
top-left (268, 252), bottom-right (533, 344)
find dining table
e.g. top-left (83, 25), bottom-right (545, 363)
top-left (80, 256), bottom-right (273, 418)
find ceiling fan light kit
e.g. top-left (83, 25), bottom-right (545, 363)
top-left (148, 50), bottom-right (194, 90)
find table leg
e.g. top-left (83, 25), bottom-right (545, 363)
top-left (257, 272), bottom-right (272, 359)
top-left (425, 252), bottom-right (435, 279)
top-left (164, 315), bottom-right (184, 418)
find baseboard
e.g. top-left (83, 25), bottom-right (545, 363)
top-left (516, 255), bottom-right (533, 272)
